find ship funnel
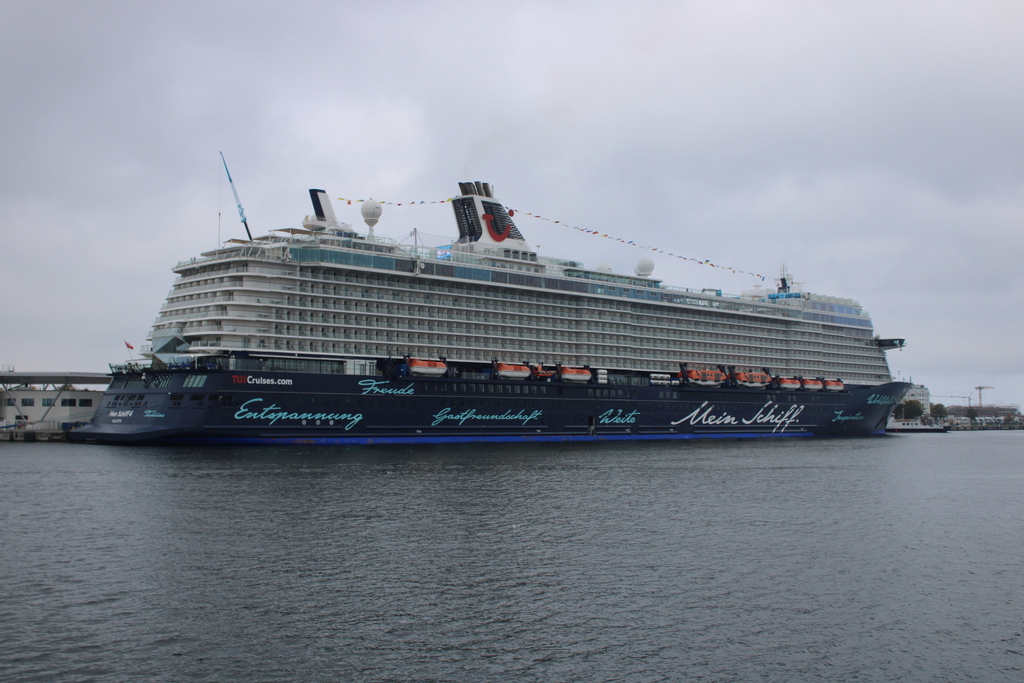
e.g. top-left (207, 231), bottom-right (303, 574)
top-left (303, 189), bottom-right (340, 231)
top-left (451, 180), bottom-right (529, 248)
top-left (457, 181), bottom-right (495, 198)
top-left (308, 189), bottom-right (337, 223)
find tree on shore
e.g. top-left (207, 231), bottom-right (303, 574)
top-left (901, 400), bottom-right (924, 420)
top-left (930, 403), bottom-right (947, 420)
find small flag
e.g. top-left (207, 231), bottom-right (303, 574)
top-left (124, 341), bottom-right (134, 350)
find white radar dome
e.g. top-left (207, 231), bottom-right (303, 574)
top-left (634, 257), bottom-right (655, 277)
top-left (597, 262), bottom-right (614, 273)
top-left (361, 199), bottom-right (382, 228)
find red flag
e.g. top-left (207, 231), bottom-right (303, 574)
top-left (124, 341), bottom-right (134, 350)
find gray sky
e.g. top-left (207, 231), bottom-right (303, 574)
top-left (3, 0), bottom-right (1022, 408)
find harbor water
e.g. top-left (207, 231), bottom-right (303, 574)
top-left (2, 432), bottom-right (1022, 682)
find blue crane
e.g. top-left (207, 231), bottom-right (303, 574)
top-left (220, 151), bottom-right (253, 241)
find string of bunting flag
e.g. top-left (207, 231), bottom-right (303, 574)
top-left (337, 197), bottom-right (454, 206)
top-left (337, 196), bottom-right (766, 281)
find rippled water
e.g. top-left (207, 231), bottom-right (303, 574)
top-left (2, 433), bottom-right (1022, 682)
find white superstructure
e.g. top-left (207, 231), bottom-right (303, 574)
top-left (145, 183), bottom-right (898, 384)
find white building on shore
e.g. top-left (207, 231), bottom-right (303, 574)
top-left (1, 371), bottom-right (110, 430)
top-left (904, 384), bottom-right (931, 415)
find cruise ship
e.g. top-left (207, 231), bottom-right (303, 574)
top-left (72, 181), bottom-right (910, 444)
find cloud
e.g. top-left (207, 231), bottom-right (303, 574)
top-left (1, 0), bottom-right (1022, 405)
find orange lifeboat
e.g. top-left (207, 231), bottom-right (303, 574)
top-left (685, 369), bottom-right (726, 387)
top-left (407, 357), bottom-right (447, 377)
top-left (823, 379), bottom-right (845, 392)
top-left (734, 371), bottom-right (771, 388)
top-left (559, 366), bottom-right (593, 382)
top-left (777, 377), bottom-right (801, 391)
top-left (494, 362), bottom-right (530, 380)
top-left (531, 364), bottom-right (556, 380)
top-left (800, 378), bottom-right (824, 392)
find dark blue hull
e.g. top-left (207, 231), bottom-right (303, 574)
top-left (70, 366), bottom-right (911, 445)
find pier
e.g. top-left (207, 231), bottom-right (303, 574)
top-left (947, 424), bottom-right (1023, 432)
top-left (0, 422), bottom-right (74, 441)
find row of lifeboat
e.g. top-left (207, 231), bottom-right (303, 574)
top-left (407, 358), bottom-right (605, 384)
top-left (774, 377), bottom-right (845, 392)
top-left (503, 362), bottom-right (607, 383)
top-left (679, 365), bottom-right (844, 392)
top-left (490, 361), bottom-right (609, 383)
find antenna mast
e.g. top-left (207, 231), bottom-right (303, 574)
top-left (219, 151), bottom-right (253, 241)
